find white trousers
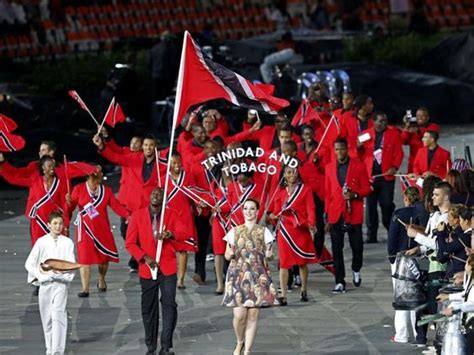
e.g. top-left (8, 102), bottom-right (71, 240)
top-left (259, 48), bottom-right (295, 84)
top-left (39, 282), bottom-right (68, 355)
top-left (391, 263), bottom-right (417, 342)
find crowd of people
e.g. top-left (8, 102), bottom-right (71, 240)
top-left (1, 80), bottom-right (473, 354)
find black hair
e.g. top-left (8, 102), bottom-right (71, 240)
top-left (426, 130), bottom-right (439, 141)
top-left (434, 181), bottom-right (453, 200)
top-left (354, 95), bottom-right (370, 110)
top-left (143, 134), bottom-right (157, 142)
top-left (373, 111), bottom-right (387, 120)
top-left (40, 140), bottom-right (57, 152)
top-left (279, 165), bottom-right (301, 187)
top-left (38, 156), bottom-right (55, 176)
top-left (334, 137), bottom-right (348, 147)
top-left (300, 124), bottom-right (314, 133)
top-left (459, 206), bottom-right (473, 221)
top-left (422, 175), bottom-right (442, 213)
top-left (282, 140), bottom-right (297, 152)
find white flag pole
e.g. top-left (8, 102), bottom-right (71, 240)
top-left (154, 31), bottom-right (189, 272)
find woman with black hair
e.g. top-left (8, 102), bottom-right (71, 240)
top-left (1, 155), bottom-right (69, 245)
top-left (268, 166), bottom-right (317, 305)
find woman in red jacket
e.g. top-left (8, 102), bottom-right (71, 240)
top-left (165, 152), bottom-right (199, 289)
top-left (269, 166), bottom-right (317, 305)
top-left (1, 155), bottom-right (69, 245)
top-left (67, 166), bottom-right (129, 297)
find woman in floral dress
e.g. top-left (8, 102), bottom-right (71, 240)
top-left (223, 198), bottom-right (279, 355)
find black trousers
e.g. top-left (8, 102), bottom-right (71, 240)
top-left (140, 274), bottom-right (177, 354)
top-left (330, 220), bottom-right (364, 285)
top-left (121, 217), bottom-right (138, 270)
top-left (194, 215), bottom-right (211, 281)
top-left (313, 194), bottom-right (326, 258)
top-left (365, 178), bottom-right (395, 242)
top-left (415, 271), bottom-right (444, 343)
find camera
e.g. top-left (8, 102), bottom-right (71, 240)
top-left (405, 110), bottom-right (417, 125)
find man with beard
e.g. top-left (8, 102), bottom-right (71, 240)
top-left (126, 187), bottom-right (184, 355)
top-left (92, 133), bottom-right (159, 211)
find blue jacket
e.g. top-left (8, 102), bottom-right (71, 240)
top-left (437, 226), bottom-right (472, 278)
top-left (387, 206), bottom-right (420, 264)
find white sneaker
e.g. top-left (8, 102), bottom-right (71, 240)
top-left (332, 283), bottom-right (346, 294)
top-left (352, 271), bottom-right (361, 287)
top-left (206, 253), bottom-right (214, 262)
top-left (422, 346), bottom-right (436, 354)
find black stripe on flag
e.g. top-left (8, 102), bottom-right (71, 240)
top-left (0, 131), bottom-right (15, 151)
top-left (195, 44), bottom-right (274, 113)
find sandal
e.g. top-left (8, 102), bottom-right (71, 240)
top-left (233, 340), bottom-right (244, 355)
top-left (97, 282), bottom-right (107, 293)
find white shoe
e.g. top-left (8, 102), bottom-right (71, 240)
top-left (332, 283), bottom-right (346, 294)
top-left (206, 253), bottom-right (214, 262)
top-left (352, 271), bottom-right (361, 287)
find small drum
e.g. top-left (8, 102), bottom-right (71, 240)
top-left (441, 307), bottom-right (467, 355)
top-left (436, 286), bottom-right (466, 354)
top-left (393, 254), bottom-right (423, 282)
top-left (392, 253), bottom-right (426, 310)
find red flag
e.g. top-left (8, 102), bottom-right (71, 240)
top-left (317, 246), bottom-right (336, 275)
top-left (0, 130), bottom-right (25, 152)
top-left (173, 31), bottom-right (289, 128)
top-left (290, 99), bottom-right (321, 127)
top-left (103, 98), bottom-right (126, 128)
top-left (65, 161), bottom-right (99, 176)
top-left (0, 114), bottom-right (18, 132)
top-left (113, 102), bottom-right (126, 126)
top-left (254, 83), bottom-right (275, 96)
top-left (68, 90), bottom-right (90, 111)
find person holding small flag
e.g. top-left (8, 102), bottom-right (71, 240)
top-left (65, 165), bottom-right (129, 297)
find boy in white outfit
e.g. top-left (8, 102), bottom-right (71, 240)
top-left (25, 211), bottom-right (75, 355)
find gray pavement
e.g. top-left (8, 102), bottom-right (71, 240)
top-left (0, 125), bottom-right (472, 354)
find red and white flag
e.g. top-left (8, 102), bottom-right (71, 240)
top-left (66, 161), bottom-right (99, 176)
top-left (68, 90), bottom-right (90, 111)
top-left (173, 31), bottom-right (290, 128)
top-left (103, 97), bottom-right (126, 128)
top-left (0, 130), bottom-right (25, 152)
top-left (68, 90), bottom-right (99, 125)
top-left (290, 99), bottom-right (321, 127)
top-left (0, 114), bottom-right (18, 132)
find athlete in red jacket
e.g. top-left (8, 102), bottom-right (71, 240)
top-left (125, 187), bottom-right (186, 355)
top-left (325, 137), bottom-right (372, 293)
top-left (412, 130), bottom-right (451, 179)
top-left (360, 113), bottom-right (404, 243)
top-left (93, 134), bottom-right (159, 211)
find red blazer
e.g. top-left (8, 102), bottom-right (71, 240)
top-left (325, 158), bottom-right (372, 225)
top-left (107, 140), bottom-right (137, 204)
top-left (413, 145), bottom-right (451, 179)
top-left (125, 206), bottom-right (186, 278)
top-left (99, 145), bottom-right (158, 211)
top-left (360, 126), bottom-right (404, 182)
top-left (298, 143), bottom-right (331, 200)
top-left (400, 123), bottom-right (440, 173)
top-left (248, 126), bottom-right (301, 151)
top-left (342, 111), bottom-right (374, 160)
